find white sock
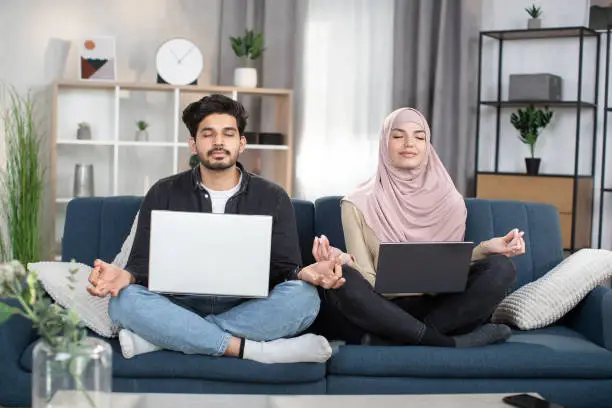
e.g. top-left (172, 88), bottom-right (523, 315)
top-left (118, 329), bottom-right (162, 359)
top-left (242, 333), bottom-right (332, 364)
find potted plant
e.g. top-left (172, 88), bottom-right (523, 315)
top-left (135, 120), bottom-right (149, 142)
top-left (510, 104), bottom-right (554, 175)
top-left (525, 4), bottom-right (543, 29)
top-left (0, 261), bottom-right (112, 408)
top-left (0, 87), bottom-right (44, 265)
top-left (229, 29), bottom-right (265, 88)
top-left (77, 122), bottom-right (91, 140)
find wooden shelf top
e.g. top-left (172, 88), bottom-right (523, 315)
top-left (55, 80), bottom-right (292, 96)
top-left (56, 139), bottom-right (289, 150)
top-left (481, 26), bottom-right (598, 41)
top-left (478, 171), bottom-right (593, 178)
top-left (481, 100), bottom-right (596, 108)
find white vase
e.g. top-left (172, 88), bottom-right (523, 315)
top-left (234, 67), bottom-right (258, 88)
top-left (31, 337), bottom-right (112, 408)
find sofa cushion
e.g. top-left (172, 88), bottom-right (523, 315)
top-left (28, 261), bottom-right (118, 338)
top-left (112, 211), bottom-right (139, 268)
top-left (464, 199), bottom-right (564, 289)
top-left (292, 199), bottom-right (316, 266)
top-left (328, 326), bottom-right (612, 379)
top-left (314, 196), bottom-right (347, 252)
top-left (20, 335), bottom-right (326, 384)
top-left (63, 196), bottom-right (142, 265)
top-left (492, 249), bottom-right (612, 330)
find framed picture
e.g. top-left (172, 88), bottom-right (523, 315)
top-left (78, 37), bottom-right (116, 81)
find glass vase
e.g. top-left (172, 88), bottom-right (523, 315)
top-left (32, 337), bottom-right (112, 408)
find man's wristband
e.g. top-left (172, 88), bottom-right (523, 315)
top-left (291, 266), bottom-right (302, 280)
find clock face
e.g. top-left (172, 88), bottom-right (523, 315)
top-left (156, 38), bottom-right (203, 85)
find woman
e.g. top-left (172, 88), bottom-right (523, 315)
top-left (312, 108), bottom-right (524, 347)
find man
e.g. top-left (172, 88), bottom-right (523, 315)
top-left (87, 94), bottom-right (345, 364)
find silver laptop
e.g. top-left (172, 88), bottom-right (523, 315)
top-left (148, 210), bottom-right (273, 298)
top-left (375, 241), bottom-right (474, 296)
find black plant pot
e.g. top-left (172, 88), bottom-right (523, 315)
top-left (244, 131), bottom-right (259, 144)
top-left (525, 158), bottom-right (541, 175)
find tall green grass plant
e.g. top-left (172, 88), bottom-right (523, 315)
top-left (0, 86), bottom-right (45, 264)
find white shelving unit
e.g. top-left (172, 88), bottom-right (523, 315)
top-left (50, 80), bottom-right (294, 259)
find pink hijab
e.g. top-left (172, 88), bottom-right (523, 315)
top-left (344, 108), bottom-right (466, 243)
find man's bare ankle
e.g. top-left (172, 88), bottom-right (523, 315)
top-left (224, 336), bottom-right (242, 357)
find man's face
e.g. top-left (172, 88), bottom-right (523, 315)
top-left (189, 113), bottom-right (246, 171)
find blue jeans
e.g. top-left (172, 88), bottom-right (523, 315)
top-left (108, 280), bottom-right (320, 356)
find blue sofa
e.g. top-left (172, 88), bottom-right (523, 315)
top-left (1, 196), bottom-right (611, 408)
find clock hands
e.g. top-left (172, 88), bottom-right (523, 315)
top-left (170, 48), bottom-right (182, 63)
top-left (177, 46), bottom-right (195, 64)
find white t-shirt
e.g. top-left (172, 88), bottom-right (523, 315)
top-left (201, 172), bottom-right (242, 214)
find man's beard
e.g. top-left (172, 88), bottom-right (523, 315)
top-left (198, 148), bottom-right (237, 171)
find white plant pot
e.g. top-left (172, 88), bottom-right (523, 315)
top-left (135, 130), bottom-right (149, 142)
top-left (527, 18), bottom-right (541, 29)
top-left (234, 67), bottom-right (258, 88)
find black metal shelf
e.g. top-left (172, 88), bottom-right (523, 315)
top-left (475, 26), bottom-right (600, 253)
top-left (481, 100), bottom-right (596, 108)
top-left (598, 27), bottom-right (612, 249)
top-left (482, 27), bottom-right (598, 41)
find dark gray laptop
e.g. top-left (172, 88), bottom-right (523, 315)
top-left (374, 242), bottom-right (474, 295)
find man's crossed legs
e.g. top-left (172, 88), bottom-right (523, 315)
top-left (109, 279), bottom-right (332, 364)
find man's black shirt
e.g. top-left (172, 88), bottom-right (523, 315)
top-left (125, 163), bottom-right (302, 288)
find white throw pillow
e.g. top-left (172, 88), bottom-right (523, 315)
top-left (491, 249), bottom-right (612, 330)
top-left (111, 211), bottom-right (139, 268)
top-left (28, 261), bottom-right (119, 338)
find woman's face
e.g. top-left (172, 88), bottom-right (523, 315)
top-left (387, 121), bottom-right (428, 170)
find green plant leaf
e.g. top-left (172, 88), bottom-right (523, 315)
top-left (23, 271), bottom-right (38, 306)
top-left (250, 33), bottom-right (265, 60)
top-left (0, 302), bottom-right (20, 325)
top-left (230, 37), bottom-right (245, 58)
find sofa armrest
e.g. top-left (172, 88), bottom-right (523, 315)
top-left (563, 285), bottom-right (612, 351)
top-left (0, 298), bottom-right (36, 407)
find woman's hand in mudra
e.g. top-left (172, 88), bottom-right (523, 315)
top-left (482, 228), bottom-right (525, 258)
top-left (312, 235), bottom-right (354, 266)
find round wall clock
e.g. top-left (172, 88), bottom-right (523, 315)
top-left (156, 38), bottom-right (203, 85)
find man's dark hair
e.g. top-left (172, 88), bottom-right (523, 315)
top-left (182, 94), bottom-right (248, 138)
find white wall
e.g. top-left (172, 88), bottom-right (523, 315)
top-left (479, 0), bottom-right (612, 248)
top-left (0, 0), bottom-right (222, 255)
top-left (0, 0), bottom-right (221, 92)
top-left (0, 0), bottom-right (221, 164)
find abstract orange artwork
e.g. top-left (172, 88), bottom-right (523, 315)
top-left (78, 37), bottom-right (116, 81)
